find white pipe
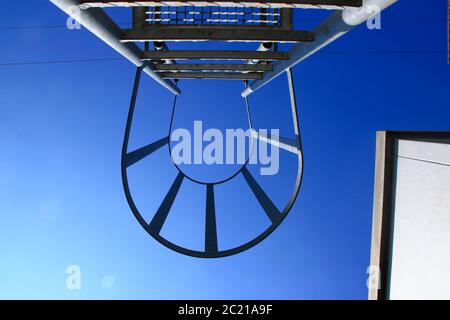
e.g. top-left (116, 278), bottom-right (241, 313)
top-left (241, 0), bottom-right (398, 97)
top-left (50, 0), bottom-right (181, 95)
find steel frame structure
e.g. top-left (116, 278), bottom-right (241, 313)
top-left (50, 0), bottom-right (398, 257)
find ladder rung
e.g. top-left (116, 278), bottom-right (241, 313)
top-left (159, 72), bottom-right (263, 80)
top-left (121, 28), bottom-right (313, 43)
top-left (142, 50), bottom-right (289, 61)
top-left (153, 63), bottom-right (273, 72)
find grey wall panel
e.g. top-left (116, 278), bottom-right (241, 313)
top-left (389, 142), bottom-right (450, 299)
top-left (396, 139), bottom-right (450, 166)
top-left (369, 132), bottom-right (450, 300)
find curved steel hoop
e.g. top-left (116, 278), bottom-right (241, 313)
top-left (121, 67), bottom-right (304, 258)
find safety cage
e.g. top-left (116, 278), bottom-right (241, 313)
top-left (50, 0), bottom-right (397, 258)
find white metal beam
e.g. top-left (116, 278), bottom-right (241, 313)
top-left (50, 0), bottom-right (181, 95)
top-left (241, 0), bottom-right (398, 97)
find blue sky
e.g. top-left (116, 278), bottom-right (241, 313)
top-left (0, 0), bottom-right (449, 299)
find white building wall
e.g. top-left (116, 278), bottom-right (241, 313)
top-left (389, 139), bottom-right (450, 300)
